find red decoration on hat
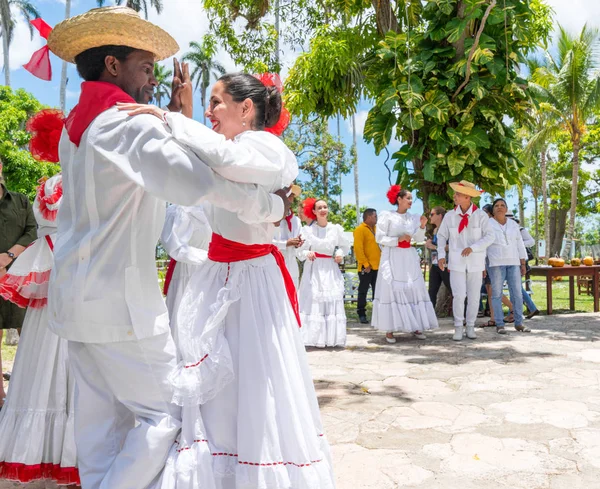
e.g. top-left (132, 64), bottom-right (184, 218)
top-left (386, 184), bottom-right (402, 205)
top-left (302, 198), bottom-right (317, 221)
top-left (26, 109), bottom-right (65, 163)
top-left (23, 19), bottom-right (53, 81)
top-left (253, 72), bottom-right (291, 137)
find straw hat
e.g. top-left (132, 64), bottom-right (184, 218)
top-left (48, 6), bottom-right (179, 63)
top-left (449, 180), bottom-right (484, 198)
top-left (290, 185), bottom-right (302, 197)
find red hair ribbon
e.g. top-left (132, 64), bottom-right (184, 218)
top-left (23, 19), bottom-right (53, 81)
top-left (253, 73), bottom-right (291, 136)
top-left (386, 184), bottom-right (402, 205)
top-left (302, 198), bottom-right (317, 221)
top-left (26, 109), bottom-right (65, 163)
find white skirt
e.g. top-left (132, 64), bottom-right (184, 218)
top-left (372, 247), bottom-right (438, 333)
top-left (0, 306), bottom-right (78, 485)
top-left (162, 254), bottom-right (336, 489)
top-left (298, 258), bottom-right (346, 347)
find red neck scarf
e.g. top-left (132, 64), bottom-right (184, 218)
top-left (163, 258), bottom-right (177, 296)
top-left (285, 212), bottom-right (294, 232)
top-left (65, 81), bottom-right (135, 146)
top-left (208, 233), bottom-right (301, 327)
top-left (456, 204), bottom-right (478, 233)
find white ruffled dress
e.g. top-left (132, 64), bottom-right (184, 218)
top-left (371, 211), bottom-right (438, 333)
top-left (157, 116), bottom-right (336, 489)
top-left (0, 174), bottom-right (78, 485)
top-left (298, 223), bottom-right (349, 347)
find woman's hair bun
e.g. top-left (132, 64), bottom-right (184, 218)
top-left (264, 85), bottom-right (282, 128)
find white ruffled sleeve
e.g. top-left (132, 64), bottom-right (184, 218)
top-left (334, 225), bottom-right (350, 257)
top-left (160, 205), bottom-right (209, 265)
top-left (376, 212), bottom-right (398, 247)
top-left (411, 214), bottom-right (426, 242)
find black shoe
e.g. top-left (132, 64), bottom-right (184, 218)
top-left (359, 315), bottom-right (369, 324)
top-left (525, 309), bottom-right (539, 320)
top-left (2, 372), bottom-right (10, 381)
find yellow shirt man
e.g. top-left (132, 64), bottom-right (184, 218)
top-left (353, 209), bottom-right (381, 323)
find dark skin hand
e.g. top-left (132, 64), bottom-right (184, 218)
top-left (167, 58), bottom-right (193, 118)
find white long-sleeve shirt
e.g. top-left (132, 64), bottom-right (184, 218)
top-left (273, 213), bottom-right (302, 286)
top-left (375, 210), bottom-right (425, 248)
top-left (48, 109), bottom-right (283, 344)
top-left (437, 205), bottom-right (495, 273)
top-left (161, 204), bottom-right (212, 265)
top-left (298, 223), bottom-right (350, 259)
top-left (520, 227), bottom-right (535, 248)
top-left (487, 218), bottom-right (528, 267)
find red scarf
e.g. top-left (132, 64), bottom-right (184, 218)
top-left (456, 204), bottom-right (478, 234)
top-left (65, 81), bottom-right (135, 146)
top-left (314, 253), bottom-right (332, 258)
top-left (163, 258), bottom-right (177, 296)
top-left (208, 233), bottom-right (301, 327)
top-left (285, 212), bottom-right (294, 232)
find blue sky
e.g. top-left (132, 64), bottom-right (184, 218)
top-left (2, 0), bottom-right (599, 222)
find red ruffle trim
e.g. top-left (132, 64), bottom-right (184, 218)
top-left (0, 270), bottom-right (51, 309)
top-left (0, 461), bottom-right (80, 485)
top-left (36, 179), bottom-right (63, 222)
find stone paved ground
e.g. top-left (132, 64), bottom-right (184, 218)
top-left (2, 313), bottom-right (600, 489)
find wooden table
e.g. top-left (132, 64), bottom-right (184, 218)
top-left (528, 265), bottom-right (600, 314)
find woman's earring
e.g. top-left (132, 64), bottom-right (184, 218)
top-left (242, 121), bottom-right (246, 126)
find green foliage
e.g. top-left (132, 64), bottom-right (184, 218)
top-left (153, 64), bottom-right (172, 109)
top-left (0, 87), bottom-right (60, 200)
top-left (284, 120), bottom-right (352, 216)
top-left (329, 204), bottom-right (368, 231)
top-left (95, 0), bottom-right (162, 18)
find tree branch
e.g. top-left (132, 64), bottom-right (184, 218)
top-left (452, 0), bottom-right (497, 102)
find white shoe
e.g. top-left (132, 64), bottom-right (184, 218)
top-left (465, 325), bottom-right (477, 339)
top-left (385, 334), bottom-right (397, 344)
top-left (453, 326), bottom-right (463, 341)
top-left (413, 331), bottom-right (427, 340)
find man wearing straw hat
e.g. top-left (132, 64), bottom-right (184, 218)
top-left (45, 7), bottom-right (288, 489)
top-left (273, 184), bottom-right (303, 287)
top-left (436, 180), bottom-right (494, 341)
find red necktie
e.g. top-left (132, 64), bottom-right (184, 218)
top-left (457, 205), bottom-right (478, 233)
top-left (285, 212), bottom-right (294, 232)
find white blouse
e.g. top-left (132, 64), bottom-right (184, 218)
top-left (376, 211), bottom-right (426, 247)
top-left (487, 218), bottom-right (528, 267)
top-left (160, 204), bottom-right (212, 265)
top-left (299, 222), bottom-right (350, 259)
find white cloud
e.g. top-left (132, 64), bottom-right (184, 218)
top-left (344, 110), bottom-right (369, 138)
top-left (0, 7), bottom-right (43, 72)
top-left (545, 0), bottom-right (600, 33)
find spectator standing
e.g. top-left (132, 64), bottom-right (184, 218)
top-left (426, 206), bottom-right (452, 309)
top-left (0, 161), bottom-right (37, 409)
top-left (353, 208), bottom-right (381, 324)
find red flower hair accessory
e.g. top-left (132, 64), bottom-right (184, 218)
top-left (386, 184), bottom-right (402, 205)
top-left (253, 72), bottom-right (291, 137)
top-left (302, 197), bottom-right (317, 221)
top-left (26, 109), bottom-right (65, 163)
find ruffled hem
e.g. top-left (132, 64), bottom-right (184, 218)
top-left (0, 462), bottom-right (79, 485)
top-left (300, 313), bottom-right (347, 347)
top-left (371, 298), bottom-right (438, 332)
top-left (0, 270), bottom-right (51, 308)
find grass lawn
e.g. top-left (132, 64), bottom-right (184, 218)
top-left (1, 340), bottom-right (16, 364)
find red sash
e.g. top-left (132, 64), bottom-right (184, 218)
top-left (163, 258), bottom-right (177, 296)
top-left (208, 233), bottom-right (301, 327)
top-left (397, 240), bottom-right (411, 248)
top-left (314, 253), bottom-right (332, 258)
top-left (44, 235), bottom-right (54, 251)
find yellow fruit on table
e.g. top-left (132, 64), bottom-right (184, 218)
top-left (571, 258), bottom-right (581, 266)
top-left (548, 257), bottom-right (557, 266)
top-left (583, 256), bottom-right (594, 266)
top-left (552, 258), bottom-right (565, 267)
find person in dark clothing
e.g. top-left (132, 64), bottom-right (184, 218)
top-left (425, 206), bottom-right (452, 309)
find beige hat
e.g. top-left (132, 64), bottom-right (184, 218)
top-left (290, 185), bottom-right (302, 197)
top-left (449, 180), bottom-right (484, 198)
top-left (48, 6), bottom-right (179, 63)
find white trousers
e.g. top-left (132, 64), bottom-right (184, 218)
top-left (68, 332), bottom-right (181, 489)
top-left (450, 270), bottom-right (483, 327)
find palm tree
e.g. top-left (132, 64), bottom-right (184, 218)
top-left (96, 0), bottom-right (163, 19)
top-left (533, 25), bottom-right (600, 259)
top-left (153, 63), bottom-right (171, 108)
top-left (0, 0), bottom-right (40, 87)
top-left (182, 38), bottom-right (225, 124)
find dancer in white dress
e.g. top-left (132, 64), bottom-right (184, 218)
top-left (372, 185), bottom-right (438, 343)
top-left (121, 73), bottom-right (336, 489)
top-left (298, 198), bottom-right (349, 348)
top-left (161, 204), bottom-right (212, 322)
top-left (0, 174), bottom-right (79, 486)
top-left (272, 185), bottom-right (303, 288)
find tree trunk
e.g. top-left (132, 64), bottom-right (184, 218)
top-left (323, 159), bottom-right (329, 200)
top-left (352, 115), bottom-right (359, 226)
top-left (533, 190), bottom-right (539, 262)
top-left (541, 149), bottom-right (550, 261)
top-left (549, 207), bottom-right (568, 257)
top-left (562, 136), bottom-right (580, 260)
top-left (517, 184), bottom-right (525, 226)
top-left (371, 0), bottom-right (399, 36)
top-left (452, 1), bottom-right (468, 61)
top-left (337, 115), bottom-right (342, 210)
top-left (274, 0), bottom-right (280, 71)
top-left (202, 87), bottom-right (206, 125)
top-left (2, 32), bottom-right (9, 87)
top-left (59, 0), bottom-right (71, 112)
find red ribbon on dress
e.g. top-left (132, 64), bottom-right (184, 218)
top-left (208, 233), bottom-right (301, 327)
top-left (314, 253), bottom-right (332, 258)
top-left (44, 235), bottom-right (54, 252)
top-left (456, 204), bottom-right (478, 234)
top-left (397, 240), bottom-right (411, 248)
top-left (285, 212), bottom-right (294, 232)
top-left (65, 81), bottom-right (135, 146)
top-left (23, 19), bottom-right (53, 81)
top-left (163, 258), bottom-right (177, 296)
